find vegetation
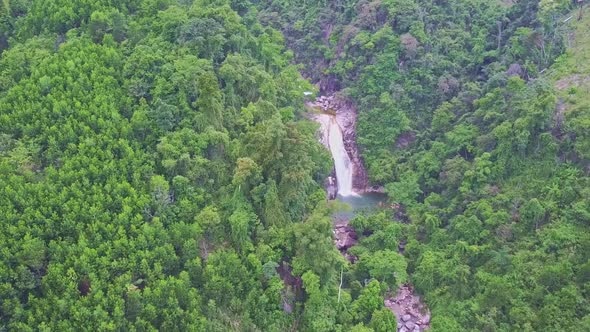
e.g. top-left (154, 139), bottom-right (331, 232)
top-left (2, 0), bottom-right (590, 331)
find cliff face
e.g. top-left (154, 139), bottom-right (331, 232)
top-left (332, 97), bottom-right (369, 193)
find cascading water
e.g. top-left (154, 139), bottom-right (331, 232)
top-left (315, 114), bottom-right (354, 196)
top-left (328, 117), bottom-right (354, 196)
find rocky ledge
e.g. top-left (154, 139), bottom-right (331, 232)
top-left (333, 218), bottom-right (358, 263)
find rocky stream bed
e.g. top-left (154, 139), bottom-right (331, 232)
top-left (333, 217), bottom-right (431, 331)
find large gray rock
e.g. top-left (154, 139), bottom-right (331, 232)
top-left (506, 63), bottom-right (524, 78)
top-left (405, 321), bottom-right (416, 330)
top-left (334, 225), bottom-right (357, 250)
top-left (402, 314), bottom-right (412, 322)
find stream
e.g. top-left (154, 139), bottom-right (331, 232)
top-left (311, 95), bottom-right (431, 332)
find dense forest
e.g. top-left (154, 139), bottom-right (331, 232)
top-left (1, 0), bottom-right (590, 331)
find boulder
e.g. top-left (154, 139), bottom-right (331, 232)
top-left (506, 63), bottom-right (524, 78)
top-left (405, 321), bottom-right (416, 330)
top-left (334, 225), bottom-right (357, 250)
top-left (402, 314), bottom-right (412, 322)
top-left (325, 176), bottom-right (337, 200)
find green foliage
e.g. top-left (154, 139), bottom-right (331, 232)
top-left (369, 308), bottom-right (397, 332)
top-left (0, 1), bottom-right (331, 330)
top-left (351, 280), bottom-right (382, 324)
top-left (360, 250), bottom-right (408, 288)
top-left (300, 271), bottom-right (338, 331)
top-left (385, 173), bottom-right (422, 207)
top-left (292, 208), bottom-right (344, 285)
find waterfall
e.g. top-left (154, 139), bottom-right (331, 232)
top-left (328, 117), bottom-right (354, 196)
top-left (316, 114), bottom-right (355, 196)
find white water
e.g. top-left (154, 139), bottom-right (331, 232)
top-left (316, 114), bottom-right (355, 196)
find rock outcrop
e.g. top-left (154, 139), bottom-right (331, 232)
top-left (276, 262), bottom-right (302, 314)
top-left (325, 175), bottom-right (338, 200)
top-left (333, 218), bottom-right (358, 263)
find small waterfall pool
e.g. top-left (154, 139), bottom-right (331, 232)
top-left (333, 192), bottom-right (387, 221)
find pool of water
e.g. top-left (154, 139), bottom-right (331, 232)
top-left (332, 192), bottom-right (388, 221)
